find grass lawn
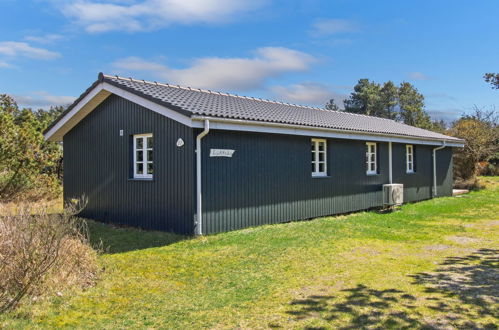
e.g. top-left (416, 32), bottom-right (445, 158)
top-left (2, 178), bottom-right (498, 329)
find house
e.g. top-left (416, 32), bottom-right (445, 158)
top-left (44, 73), bottom-right (464, 235)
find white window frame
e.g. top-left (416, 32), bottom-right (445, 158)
top-left (406, 144), bottom-right (415, 173)
top-left (311, 138), bottom-right (327, 177)
top-left (366, 142), bottom-right (377, 175)
top-left (133, 133), bottom-right (153, 179)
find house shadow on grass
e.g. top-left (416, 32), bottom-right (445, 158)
top-left (84, 219), bottom-right (188, 254)
top-left (285, 249), bottom-right (498, 329)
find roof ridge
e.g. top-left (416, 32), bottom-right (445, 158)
top-left (100, 73), bottom-right (411, 124)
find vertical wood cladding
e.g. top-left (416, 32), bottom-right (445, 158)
top-left (64, 95), bottom-right (195, 233)
top-left (63, 94), bottom-right (453, 235)
top-left (200, 130), bottom-right (453, 234)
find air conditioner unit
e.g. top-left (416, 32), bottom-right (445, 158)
top-left (383, 184), bottom-right (404, 206)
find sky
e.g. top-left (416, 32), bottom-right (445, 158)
top-left (0, 0), bottom-right (498, 121)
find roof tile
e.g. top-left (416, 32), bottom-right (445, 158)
top-left (102, 74), bottom-right (461, 142)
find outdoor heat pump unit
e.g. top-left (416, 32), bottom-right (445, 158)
top-left (383, 184), bottom-right (404, 206)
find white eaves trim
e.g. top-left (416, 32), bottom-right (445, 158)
top-left (44, 81), bottom-right (464, 148)
top-left (103, 83), bottom-right (192, 127)
top-left (44, 82), bottom-right (193, 142)
top-left (191, 116), bottom-right (465, 147)
top-left (44, 83), bottom-right (110, 142)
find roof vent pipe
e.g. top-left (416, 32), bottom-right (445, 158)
top-left (432, 141), bottom-right (446, 198)
top-left (195, 119), bottom-right (210, 235)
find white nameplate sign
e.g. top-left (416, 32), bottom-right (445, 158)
top-left (210, 149), bottom-right (235, 157)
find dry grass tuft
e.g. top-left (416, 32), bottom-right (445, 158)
top-left (0, 200), bottom-right (99, 313)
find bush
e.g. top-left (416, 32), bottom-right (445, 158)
top-left (477, 161), bottom-right (499, 176)
top-left (450, 107), bottom-right (498, 181)
top-left (453, 178), bottom-right (484, 191)
top-left (0, 95), bottom-right (64, 202)
top-left (0, 201), bottom-right (99, 313)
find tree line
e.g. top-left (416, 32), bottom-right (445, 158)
top-left (325, 79), bottom-right (437, 130)
top-left (326, 77), bottom-right (498, 183)
top-left (0, 95), bottom-right (63, 201)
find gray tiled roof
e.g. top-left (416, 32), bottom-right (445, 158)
top-left (102, 74), bottom-right (461, 142)
top-left (47, 73), bottom-right (459, 143)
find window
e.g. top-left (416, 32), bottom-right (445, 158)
top-left (311, 138), bottom-right (327, 177)
top-left (366, 142), bottom-right (377, 175)
top-left (133, 134), bottom-right (153, 179)
top-left (406, 144), bottom-right (414, 173)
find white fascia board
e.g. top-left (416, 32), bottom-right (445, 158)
top-left (44, 83), bottom-right (110, 142)
top-left (191, 116), bottom-right (464, 147)
top-left (44, 82), bottom-right (193, 142)
top-left (102, 82), bottom-right (192, 127)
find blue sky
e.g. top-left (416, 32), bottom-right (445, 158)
top-left (1, 0), bottom-right (497, 121)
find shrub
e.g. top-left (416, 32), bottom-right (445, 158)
top-left (450, 108), bottom-right (498, 181)
top-left (0, 95), bottom-right (64, 202)
top-left (0, 201), bottom-right (99, 313)
top-left (453, 177), bottom-right (484, 191)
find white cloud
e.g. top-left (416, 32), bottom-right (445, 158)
top-left (13, 91), bottom-right (76, 109)
top-left (25, 34), bottom-right (64, 44)
top-left (0, 41), bottom-right (60, 60)
top-left (61, 0), bottom-right (267, 33)
top-left (407, 72), bottom-right (431, 80)
top-left (0, 60), bottom-right (11, 68)
top-left (113, 47), bottom-right (316, 91)
top-left (310, 19), bottom-right (359, 37)
top-left (427, 108), bottom-right (461, 121)
top-left (270, 82), bottom-right (345, 107)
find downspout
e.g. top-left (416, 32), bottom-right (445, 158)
top-left (195, 120), bottom-right (210, 235)
top-left (388, 141), bottom-right (393, 184)
top-left (432, 141), bottom-right (446, 198)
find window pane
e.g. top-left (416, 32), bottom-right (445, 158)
top-left (370, 163), bottom-right (375, 172)
top-left (147, 137), bottom-right (153, 149)
top-left (319, 152), bottom-right (325, 162)
top-left (370, 154), bottom-right (375, 162)
top-left (317, 142), bottom-right (324, 151)
top-left (137, 163), bottom-right (143, 174)
top-left (136, 138), bottom-right (143, 149)
top-left (147, 163), bottom-right (153, 175)
top-left (147, 150), bottom-right (153, 162)
top-left (319, 163), bottom-right (325, 173)
top-left (136, 150), bottom-right (143, 162)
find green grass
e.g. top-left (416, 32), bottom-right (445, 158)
top-left (2, 178), bottom-right (498, 329)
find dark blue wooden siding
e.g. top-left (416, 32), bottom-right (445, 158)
top-left (64, 95), bottom-right (195, 233)
top-left (200, 130), bottom-right (453, 234)
top-left (63, 95), bottom-right (453, 235)
top-left (392, 143), bottom-right (453, 201)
